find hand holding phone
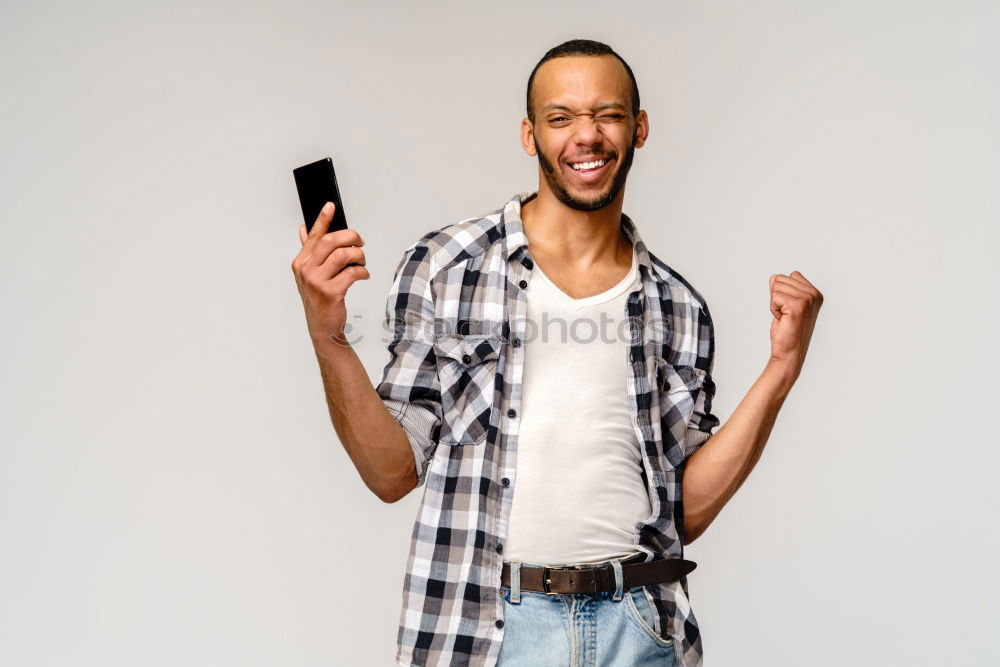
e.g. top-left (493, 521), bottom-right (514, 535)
top-left (290, 158), bottom-right (369, 345)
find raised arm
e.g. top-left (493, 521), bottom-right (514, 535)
top-left (291, 202), bottom-right (419, 503)
top-left (682, 271), bottom-right (823, 544)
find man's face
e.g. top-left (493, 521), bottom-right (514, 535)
top-left (524, 55), bottom-right (648, 212)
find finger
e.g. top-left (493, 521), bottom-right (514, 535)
top-left (330, 264), bottom-right (372, 293)
top-left (788, 270), bottom-right (815, 289)
top-left (770, 292), bottom-right (783, 317)
top-left (770, 283), bottom-right (807, 316)
top-left (777, 273), bottom-right (822, 301)
top-left (782, 272), bottom-right (816, 295)
top-left (309, 230), bottom-right (365, 268)
top-left (772, 276), bottom-right (811, 297)
top-left (317, 246), bottom-right (366, 280)
top-left (299, 223), bottom-right (308, 245)
top-left (770, 276), bottom-right (783, 315)
top-left (772, 290), bottom-right (808, 320)
top-left (321, 228), bottom-right (364, 248)
top-left (304, 202), bottom-right (336, 252)
top-left (771, 284), bottom-right (808, 301)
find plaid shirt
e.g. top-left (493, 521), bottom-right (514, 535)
top-left (376, 190), bottom-right (721, 666)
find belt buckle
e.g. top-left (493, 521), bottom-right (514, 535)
top-left (541, 564), bottom-right (603, 595)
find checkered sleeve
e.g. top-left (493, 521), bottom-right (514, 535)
top-left (687, 299), bottom-right (722, 458)
top-left (375, 240), bottom-right (441, 487)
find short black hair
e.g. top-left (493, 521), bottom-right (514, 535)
top-left (526, 39), bottom-right (640, 124)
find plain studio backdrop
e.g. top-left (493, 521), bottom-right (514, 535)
top-left (1, 1), bottom-right (997, 665)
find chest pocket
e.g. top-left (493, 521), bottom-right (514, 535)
top-left (655, 356), bottom-right (707, 468)
top-left (432, 334), bottom-right (503, 445)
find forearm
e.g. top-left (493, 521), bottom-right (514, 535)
top-left (681, 358), bottom-right (797, 543)
top-left (311, 335), bottom-right (417, 502)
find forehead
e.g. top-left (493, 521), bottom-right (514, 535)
top-left (532, 55), bottom-right (631, 112)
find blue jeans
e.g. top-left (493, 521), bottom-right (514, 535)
top-left (497, 558), bottom-right (677, 666)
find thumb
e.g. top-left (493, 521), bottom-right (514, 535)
top-left (769, 275), bottom-right (783, 318)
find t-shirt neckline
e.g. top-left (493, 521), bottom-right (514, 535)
top-left (532, 245), bottom-right (638, 309)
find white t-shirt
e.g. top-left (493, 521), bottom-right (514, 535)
top-left (502, 245), bottom-right (651, 567)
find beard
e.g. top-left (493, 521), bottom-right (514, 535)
top-left (535, 125), bottom-right (637, 212)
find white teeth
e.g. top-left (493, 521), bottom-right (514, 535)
top-left (571, 159), bottom-right (607, 170)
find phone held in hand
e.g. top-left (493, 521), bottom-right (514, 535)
top-left (293, 157), bottom-right (348, 233)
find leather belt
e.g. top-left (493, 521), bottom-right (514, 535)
top-left (500, 554), bottom-right (697, 595)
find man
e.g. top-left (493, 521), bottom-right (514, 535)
top-left (291, 39), bottom-right (822, 667)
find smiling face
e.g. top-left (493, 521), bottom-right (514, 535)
top-left (522, 54), bottom-right (648, 212)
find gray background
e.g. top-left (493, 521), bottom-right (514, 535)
top-left (2, 1), bottom-right (997, 665)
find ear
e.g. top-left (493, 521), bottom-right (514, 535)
top-left (520, 117), bottom-right (537, 156)
top-left (631, 109), bottom-right (649, 149)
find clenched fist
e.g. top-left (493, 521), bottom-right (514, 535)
top-left (768, 271), bottom-right (823, 380)
top-left (291, 201), bottom-right (370, 345)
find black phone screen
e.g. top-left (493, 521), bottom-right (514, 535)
top-left (293, 157), bottom-right (348, 233)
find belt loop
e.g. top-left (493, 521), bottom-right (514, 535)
top-left (510, 561), bottom-right (521, 604)
top-left (611, 559), bottom-right (624, 601)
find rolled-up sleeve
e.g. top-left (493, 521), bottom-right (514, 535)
top-left (375, 241), bottom-right (441, 488)
top-left (686, 300), bottom-right (722, 459)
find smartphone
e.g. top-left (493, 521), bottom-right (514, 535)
top-left (293, 157), bottom-right (349, 233)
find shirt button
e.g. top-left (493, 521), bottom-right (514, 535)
top-left (462, 354), bottom-right (471, 364)
top-left (518, 280), bottom-right (527, 289)
top-left (507, 409), bottom-right (516, 418)
top-left (495, 543), bottom-right (503, 554)
top-left (496, 619), bottom-right (504, 629)
top-left (501, 477), bottom-right (510, 487)
top-left (512, 338), bottom-right (521, 348)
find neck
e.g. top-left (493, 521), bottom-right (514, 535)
top-left (520, 185), bottom-right (631, 270)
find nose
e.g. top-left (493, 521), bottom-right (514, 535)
top-left (572, 116), bottom-right (602, 143)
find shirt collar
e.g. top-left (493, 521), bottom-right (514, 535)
top-left (500, 190), bottom-right (665, 284)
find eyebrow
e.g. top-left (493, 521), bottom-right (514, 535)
top-left (541, 102), bottom-right (627, 113)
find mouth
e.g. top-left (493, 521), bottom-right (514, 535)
top-left (565, 157), bottom-right (612, 183)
